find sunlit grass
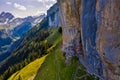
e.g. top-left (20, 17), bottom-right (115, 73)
top-left (8, 55), bottom-right (47, 80)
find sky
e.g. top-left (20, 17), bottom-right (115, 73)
top-left (0, 0), bottom-right (57, 18)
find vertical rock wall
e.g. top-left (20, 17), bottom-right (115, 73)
top-left (58, 0), bottom-right (120, 80)
top-left (47, 3), bottom-right (61, 27)
top-left (96, 0), bottom-right (120, 79)
top-left (58, 0), bottom-right (82, 53)
top-left (81, 0), bottom-right (104, 79)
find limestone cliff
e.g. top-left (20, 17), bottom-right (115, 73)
top-left (47, 3), bottom-right (61, 27)
top-left (58, 0), bottom-right (120, 80)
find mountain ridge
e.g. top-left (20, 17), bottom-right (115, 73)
top-left (0, 12), bottom-right (14, 24)
top-left (0, 12), bottom-right (45, 64)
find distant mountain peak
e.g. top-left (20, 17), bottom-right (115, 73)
top-left (0, 12), bottom-right (14, 24)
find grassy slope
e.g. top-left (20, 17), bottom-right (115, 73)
top-left (8, 28), bottom-right (98, 80)
top-left (35, 46), bottom-right (98, 80)
top-left (8, 28), bottom-right (62, 80)
top-left (8, 55), bottom-right (47, 80)
top-left (34, 29), bottom-right (98, 80)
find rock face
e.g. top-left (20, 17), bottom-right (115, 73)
top-left (96, 0), bottom-right (120, 79)
top-left (47, 3), bottom-right (61, 27)
top-left (58, 0), bottom-right (120, 80)
top-left (0, 12), bottom-right (14, 24)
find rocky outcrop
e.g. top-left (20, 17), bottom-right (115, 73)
top-left (58, 0), bottom-right (120, 80)
top-left (0, 12), bottom-right (14, 24)
top-left (47, 3), bottom-right (61, 27)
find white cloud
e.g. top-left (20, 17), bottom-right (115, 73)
top-left (35, 10), bottom-right (45, 15)
top-left (14, 3), bottom-right (27, 11)
top-left (6, 2), bottom-right (12, 5)
top-left (27, 5), bottom-right (35, 8)
top-left (37, 0), bottom-right (56, 10)
top-left (37, 0), bottom-right (42, 2)
top-left (37, 0), bottom-right (56, 2)
top-left (46, 4), bottom-right (53, 9)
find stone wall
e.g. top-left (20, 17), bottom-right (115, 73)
top-left (58, 0), bottom-right (120, 80)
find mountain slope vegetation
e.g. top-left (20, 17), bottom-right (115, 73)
top-left (0, 17), bottom-right (54, 80)
top-left (34, 34), bottom-right (98, 80)
top-left (8, 55), bottom-right (47, 80)
top-left (7, 26), bottom-right (62, 80)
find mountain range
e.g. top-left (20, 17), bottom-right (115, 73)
top-left (0, 12), bottom-right (45, 63)
top-left (0, 12), bottom-right (14, 24)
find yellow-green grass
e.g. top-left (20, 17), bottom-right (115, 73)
top-left (8, 28), bottom-right (62, 80)
top-left (35, 46), bottom-right (98, 80)
top-left (8, 55), bottom-right (48, 80)
top-left (34, 31), bottom-right (79, 80)
top-left (9, 28), bottom-right (97, 80)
